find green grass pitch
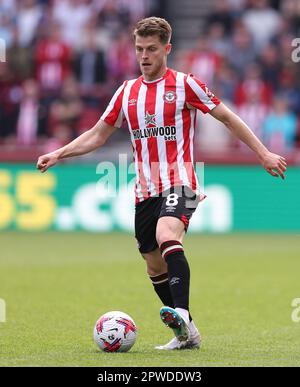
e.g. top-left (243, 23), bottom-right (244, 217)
top-left (0, 232), bottom-right (299, 367)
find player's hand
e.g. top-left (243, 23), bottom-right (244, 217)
top-left (36, 152), bottom-right (59, 173)
top-left (260, 151), bottom-right (287, 180)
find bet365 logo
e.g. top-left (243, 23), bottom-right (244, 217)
top-left (291, 38), bottom-right (300, 63)
top-left (291, 298), bottom-right (300, 322)
top-left (0, 298), bottom-right (6, 323)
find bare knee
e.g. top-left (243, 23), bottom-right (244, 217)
top-left (142, 249), bottom-right (168, 276)
top-left (156, 232), bottom-right (173, 248)
top-left (145, 259), bottom-right (168, 277)
top-left (147, 266), bottom-right (166, 277)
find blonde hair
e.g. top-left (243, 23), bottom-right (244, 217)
top-left (133, 17), bottom-right (172, 44)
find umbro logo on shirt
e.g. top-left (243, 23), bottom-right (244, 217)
top-left (128, 99), bottom-right (137, 106)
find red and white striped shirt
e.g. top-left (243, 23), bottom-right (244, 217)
top-left (101, 68), bottom-right (220, 202)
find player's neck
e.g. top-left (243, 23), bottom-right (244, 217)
top-left (142, 66), bottom-right (168, 82)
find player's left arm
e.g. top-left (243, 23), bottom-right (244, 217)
top-left (209, 102), bottom-right (287, 179)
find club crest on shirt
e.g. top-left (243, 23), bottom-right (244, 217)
top-left (163, 90), bottom-right (177, 104)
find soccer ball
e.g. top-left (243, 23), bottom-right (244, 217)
top-left (93, 311), bottom-right (137, 352)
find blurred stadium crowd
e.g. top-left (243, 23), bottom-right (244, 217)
top-left (0, 0), bottom-right (299, 161)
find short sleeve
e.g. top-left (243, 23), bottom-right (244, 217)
top-left (185, 74), bottom-right (220, 113)
top-left (100, 81), bottom-right (127, 128)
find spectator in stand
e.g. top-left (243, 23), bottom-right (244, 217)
top-left (226, 0), bottom-right (248, 17)
top-left (73, 25), bottom-right (107, 105)
top-left (93, 0), bottom-right (156, 25)
top-left (34, 22), bottom-right (72, 98)
top-left (242, 0), bottom-right (281, 52)
top-left (207, 22), bottom-right (230, 58)
top-left (7, 25), bottom-right (33, 80)
top-left (186, 36), bottom-right (222, 86)
top-left (213, 60), bottom-right (237, 102)
top-left (52, 0), bottom-right (93, 49)
top-left (172, 48), bottom-right (191, 75)
top-left (277, 65), bottom-right (300, 115)
top-left (234, 62), bottom-right (273, 107)
top-left (207, 0), bottom-right (235, 36)
top-left (0, 0), bottom-right (16, 17)
top-left (236, 87), bottom-right (269, 151)
top-left (0, 62), bottom-right (22, 139)
top-left (16, 0), bottom-right (43, 47)
top-left (263, 95), bottom-right (297, 152)
top-left (258, 43), bottom-right (282, 90)
top-left (226, 23), bottom-right (256, 77)
top-left (0, 13), bottom-right (14, 48)
top-left (106, 30), bottom-right (139, 84)
top-left (96, 0), bottom-right (130, 39)
top-left (16, 78), bottom-right (47, 145)
top-left (117, 0), bottom-right (155, 23)
top-left (48, 76), bottom-right (83, 140)
top-left (0, 0), bottom-right (16, 58)
top-left (280, 0), bottom-right (300, 35)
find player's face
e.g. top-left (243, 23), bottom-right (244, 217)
top-left (135, 35), bottom-right (171, 81)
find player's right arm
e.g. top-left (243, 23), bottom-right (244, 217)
top-left (36, 119), bottom-right (116, 173)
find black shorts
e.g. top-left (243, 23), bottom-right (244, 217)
top-left (134, 186), bottom-right (200, 254)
